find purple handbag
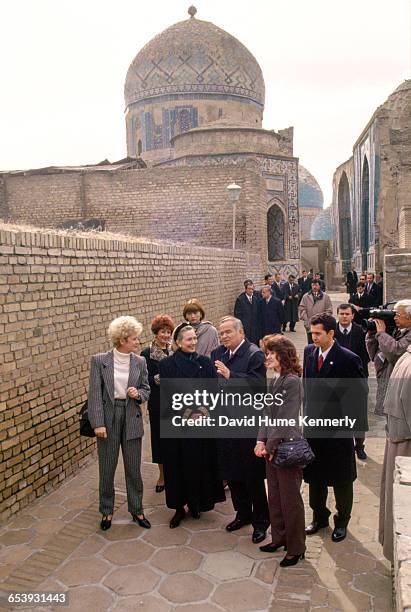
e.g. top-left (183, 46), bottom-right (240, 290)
top-left (273, 438), bottom-right (315, 469)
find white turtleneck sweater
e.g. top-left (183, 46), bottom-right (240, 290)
top-left (113, 348), bottom-right (131, 399)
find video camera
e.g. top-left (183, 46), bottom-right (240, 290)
top-left (362, 301), bottom-right (397, 334)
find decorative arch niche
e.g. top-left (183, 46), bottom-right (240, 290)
top-left (361, 156), bottom-right (370, 270)
top-left (267, 202), bottom-right (285, 260)
top-left (338, 171), bottom-right (352, 273)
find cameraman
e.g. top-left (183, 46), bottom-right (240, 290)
top-left (366, 300), bottom-right (411, 415)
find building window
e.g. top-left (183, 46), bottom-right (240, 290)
top-left (267, 204), bottom-right (285, 260)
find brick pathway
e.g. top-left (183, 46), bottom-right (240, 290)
top-left (0, 293), bottom-right (393, 611)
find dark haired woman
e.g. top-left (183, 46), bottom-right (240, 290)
top-left (158, 323), bottom-right (225, 528)
top-left (183, 299), bottom-right (219, 357)
top-left (254, 334), bottom-right (306, 567)
top-left (141, 314), bottom-right (175, 493)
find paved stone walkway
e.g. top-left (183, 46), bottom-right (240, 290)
top-left (0, 293), bottom-right (393, 611)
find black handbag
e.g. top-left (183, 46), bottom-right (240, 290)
top-left (273, 438), bottom-right (315, 469)
top-left (79, 400), bottom-right (96, 437)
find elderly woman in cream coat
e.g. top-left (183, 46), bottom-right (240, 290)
top-left (88, 316), bottom-right (151, 531)
top-left (379, 343), bottom-right (411, 561)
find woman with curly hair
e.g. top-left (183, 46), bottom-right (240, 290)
top-left (183, 299), bottom-right (219, 357)
top-left (254, 334), bottom-right (306, 567)
top-left (140, 314), bottom-right (175, 493)
top-left (88, 316), bottom-right (151, 531)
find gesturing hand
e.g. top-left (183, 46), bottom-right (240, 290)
top-left (214, 360), bottom-right (231, 379)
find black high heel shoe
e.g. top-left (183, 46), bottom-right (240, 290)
top-left (169, 508), bottom-right (186, 528)
top-left (259, 543), bottom-right (287, 553)
top-left (132, 514), bottom-right (151, 529)
top-left (100, 515), bottom-right (112, 531)
top-left (279, 553), bottom-right (305, 567)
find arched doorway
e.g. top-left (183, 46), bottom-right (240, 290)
top-left (338, 171), bottom-right (352, 274)
top-left (361, 157), bottom-right (370, 270)
top-left (267, 203), bottom-right (285, 260)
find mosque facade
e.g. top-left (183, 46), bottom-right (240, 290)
top-left (331, 80), bottom-right (411, 294)
top-left (1, 7), bottom-right (327, 280)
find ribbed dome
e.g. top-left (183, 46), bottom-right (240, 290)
top-left (124, 12), bottom-right (265, 108)
top-left (298, 165), bottom-right (324, 209)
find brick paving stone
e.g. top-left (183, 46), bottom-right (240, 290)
top-left (174, 605), bottom-right (223, 611)
top-left (189, 531), bottom-right (236, 553)
top-left (150, 546), bottom-right (203, 573)
top-left (0, 529), bottom-right (33, 546)
top-left (103, 565), bottom-right (160, 595)
top-left (52, 585), bottom-right (114, 612)
top-left (100, 523), bottom-right (144, 541)
top-left (159, 574), bottom-right (213, 603)
top-left (112, 595), bottom-right (172, 611)
top-left (69, 534), bottom-right (106, 558)
top-left (55, 557), bottom-right (111, 587)
top-left (203, 551), bottom-right (254, 580)
top-left (254, 559), bottom-right (278, 584)
top-left (143, 524), bottom-right (190, 547)
top-left (212, 579), bottom-right (271, 611)
top-left (102, 540), bottom-right (153, 565)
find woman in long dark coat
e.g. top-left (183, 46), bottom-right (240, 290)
top-left (158, 323), bottom-right (225, 528)
top-left (140, 314), bottom-right (175, 493)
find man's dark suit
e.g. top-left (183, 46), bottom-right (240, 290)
top-left (260, 296), bottom-right (284, 336)
top-left (298, 276), bottom-right (312, 302)
top-left (365, 282), bottom-right (381, 307)
top-left (303, 341), bottom-right (367, 529)
top-left (234, 292), bottom-right (261, 345)
top-left (282, 282), bottom-right (300, 331)
top-left (211, 340), bottom-right (269, 531)
top-left (335, 323), bottom-right (370, 453)
top-left (334, 323), bottom-right (369, 376)
top-left (349, 292), bottom-right (371, 324)
top-left (271, 281), bottom-right (285, 301)
top-left (345, 270), bottom-right (358, 295)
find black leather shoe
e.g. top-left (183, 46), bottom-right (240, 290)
top-left (305, 521), bottom-right (328, 535)
top-left (280, 553), bottom-right (305, 567)
top-left (189, 507), bottom-right (200, 519)
top-left (331, 526), bottom-right (347, 542)
top-left (252, 528), bottom-right (267, 544)
top-left (100, 515), bottom-right (112, 531)
top-left (155, 484), bottom-right (165, 493)
top-left (132, 514), bottom-right (151, 529)
top-left (259, 543), bottom-right (287, 553)
top-left (225, 518), bottom-right (251, 532)
top-left (356, 447), bottom-right (367, 460)
top-left (170, 508), bottom-right (186, 529)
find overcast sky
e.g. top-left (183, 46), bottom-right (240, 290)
top-left (1, 0), bottom-right (409, 204)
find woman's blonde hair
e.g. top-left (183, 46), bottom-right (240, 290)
top-left (108, 316), bottom-right (143, 347)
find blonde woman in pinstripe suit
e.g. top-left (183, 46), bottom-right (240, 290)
top-left (88, 316), bottom-right (151, 531)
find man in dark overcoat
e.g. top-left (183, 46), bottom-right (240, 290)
top-left (335, 304), bottom-right (370, 460)
top-left (298, 270), bottom-right (312, 303)
top-left (211, 316), bottom-right (269, 544)
top-left (282, 274), bottom-right (300, 332)
top-left (365, 273), bottom-right (381, 307)
top-left (349, 282), bottom-right (372, 324)
top-left (303, 314), bottom-right (367, 543)
top-left (234, 280), bottom-right (261, 345)
top-left (271, 273), bottom-right (285, 301)
top-left (345, 264), bottom-right (358, 296)
top-left (260, 285), bottom-right (284, 336)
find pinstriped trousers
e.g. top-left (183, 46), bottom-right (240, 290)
top-left (97, 399), bottom-right (143, 515)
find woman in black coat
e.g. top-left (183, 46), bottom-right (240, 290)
top-left (158, 323), bottom-right (225, 528)
top-left (140, 314), bottom-right (175, 493)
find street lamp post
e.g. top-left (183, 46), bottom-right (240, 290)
top-left (227, 182), bottom-right (242, 249)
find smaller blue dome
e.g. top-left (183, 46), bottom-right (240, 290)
top-left (310, 208), bottom-right (333, 240)
top-left (299, 165), bottom-right (324, 209)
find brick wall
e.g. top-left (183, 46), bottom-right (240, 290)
top-left (0, 225), bottom-right (261, 520)
top-left (2, 166), bottom-right (268, 257)
top-left (384, 250), bottom-right (411, 303)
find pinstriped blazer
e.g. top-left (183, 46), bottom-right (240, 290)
top-left (88, 350), bottom-right (150, 440)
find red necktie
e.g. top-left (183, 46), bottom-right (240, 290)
top-left (317, 354), bottom-right (324, 372)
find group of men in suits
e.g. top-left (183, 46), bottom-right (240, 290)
top-left (234, 270), bottom-right (327, 345)
top-left (346, 266), bottom-right (384, 320)
top-left (210, 312), bottom-right (368, 545)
